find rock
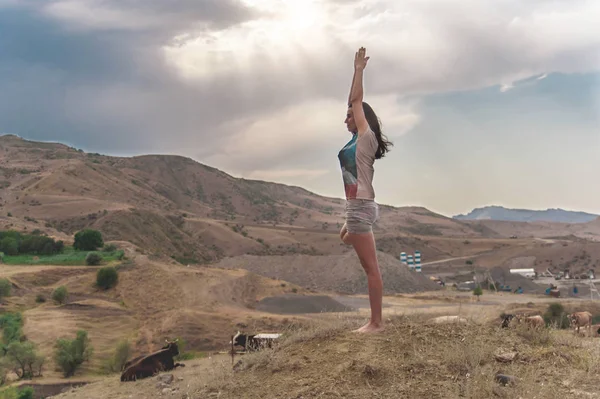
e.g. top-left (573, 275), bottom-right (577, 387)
top-left (428, 316), bottom-right (468, 324)
top-left (494, 352), bottom-right (518, 363)
top-left (495, 373), bottom-right (517, 386)
top-left (161, 387), bottom-right (172, 395)
top-left (158, 374), bottom-right (174, 384)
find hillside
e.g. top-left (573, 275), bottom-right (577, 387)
top-left (0, 134), bottom-right (493, 264)
top-left (51, 313), bottom-right (600, 399)
top-left (454, 205), bottom-right (598, 223)
top-left (210, 251), bottom-right (441, 295)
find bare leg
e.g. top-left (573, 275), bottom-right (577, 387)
top-left (348, 231), bottom-right (383, 333)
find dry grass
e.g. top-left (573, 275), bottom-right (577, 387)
top-left (192, 313), bottom-right (600, 399)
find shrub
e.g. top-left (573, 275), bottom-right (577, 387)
top-left (35, 294), bottom-right (46, 303)
top-left (85, 252), bottom-right (102, 266)
top-left (18, 235), bottom-right (63, 255)
top-left (0, 386), bottom-right (34, 399)
top-left (5, 341), bottom-right (45, 379)
top-left (103, 244), bottom-right (117, 252)
top-left (173, 338), bottom-right (194, 361)
top-left (0, 313), bottom-right (23, 347)
top-left (73, 229), bottom-right (103, 251)
top-left (0, 279), bottom-right (11, 300)
top-left (106, 339), bottom-right (131, 373)
top-left (54, 330), bottom-right (93, 377)
top-left (0, 238), bottom-right (18, 256)
top-left (17, 387), bottom-right (34, 399)
top-left (96, 267), bottom-right (118, 290)
top-left (52, 286), bottom-right (68, 304)
top-left (473, 286), bottom-right (483, 299)
top-left (543, 302), bottom-right (570, 329)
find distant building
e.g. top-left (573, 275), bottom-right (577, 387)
top-left (509, 268), bottom-right (536, 278)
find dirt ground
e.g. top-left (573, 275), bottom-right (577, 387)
top-left (50, 309), bottom-right (600, 399)
top-left (256, 294), bottom-right (355, 314)
top-left (210, 250), bottom-right (442, 295)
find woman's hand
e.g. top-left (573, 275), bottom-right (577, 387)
top-left (354, 47), bottom-right (370, 71)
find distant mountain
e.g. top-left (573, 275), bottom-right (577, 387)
top-left (453, 206), bottom-right (599, 223)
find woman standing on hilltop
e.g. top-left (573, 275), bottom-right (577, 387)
top-left (338, 47), bottom-right (393, 334)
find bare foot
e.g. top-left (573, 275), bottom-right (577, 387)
top-left (352, 322), bottom-right (370, 333)
top-left (352, 322), bottom-right (384, 334)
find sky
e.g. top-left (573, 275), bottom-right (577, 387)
top-left (1, 0), bottom-right (599, 217)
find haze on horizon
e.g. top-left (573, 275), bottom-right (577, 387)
top-left (1, 0), bottom-right (599, 217)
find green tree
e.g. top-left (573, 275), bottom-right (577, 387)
top-left (5, 341), bottom-right (45, 379)
top-left (0, 313), bottom-right (24, 353)
top-left (0, 279), bottom-right (11, 300)
top-left (96, 267), bottom-right (118, 290)
top-left (73, 229), bottom-right (103, 251)
top-left (473, 286), bottom-right (483, 301)
top-left (85, 252), bottom-right (102, 266)
top-left (0, 238), bottom-right (18, 256)
top-left (52, 286), bottom-right (68, 304)
top-left (54, 330), bottom-right (93, 377)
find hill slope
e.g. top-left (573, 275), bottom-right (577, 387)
top-left (0, 134), bottom-right (489, 263)
top-left (52, 314), bottom-right (600, 399)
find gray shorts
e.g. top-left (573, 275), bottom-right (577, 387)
top-left (345, 199), bottom-right (379, 234)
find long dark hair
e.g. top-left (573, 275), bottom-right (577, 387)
top-left (362, 102), bottom-right (393, 159)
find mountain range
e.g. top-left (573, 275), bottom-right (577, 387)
top-left (453, 205), bottom-right (599, 223)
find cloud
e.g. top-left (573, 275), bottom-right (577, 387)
top-left (0, 0), bottom-right (599, 201)
top-left (42, 0), bottom-right (256, 34)
top-left (204, 94), bottom-right (419, 174)
top-left (165, 0), bottom-right (600, 95)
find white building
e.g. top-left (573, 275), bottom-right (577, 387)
top-left (509, 268), bottom-right (536, 278)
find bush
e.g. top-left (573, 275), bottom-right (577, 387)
top-left (0, 279), bottom-right (11, 300)
top-left (96, 267), bottom-right (118, 290)
top-left (173, 337), bottom-right (194, 361)
top-left (54, 330), bottom-right (93, 377)
top-left (52, 286), bottom-right (68, 304)
top-left (73, 229), bottom-right (103, 251)
top-left (106, 340), bottom-right (131, 373)
top-left (473, 286), bottom-right (483, 299)
top-left (18, 235), bottom-right (63, 255)
top-left (5, 341), bottom-right (45, 379)
top-left (35, 294), bottom-right (46, 303)
top-left (103, 244), bottom-right (117, 252)
top-left (85, 252), bottom-right (102, 266)
top-left (0, 313), bottom-right (23, 348)
top-left (543, 303), bottom-right (570, 329)
top-left (0, 230), bottom-right (64, 256)
top-left (17, 387), bottom-right (34, 399)
top-left (0, 386), bottom-right (34, 399)
top-left (0, 238), bottom-right (18, 256)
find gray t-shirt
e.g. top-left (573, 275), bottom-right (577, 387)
top-left (337, 128), bottom-right (378, 200)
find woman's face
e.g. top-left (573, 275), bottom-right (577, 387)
top-left (344, 107), bottom-right (357, 133)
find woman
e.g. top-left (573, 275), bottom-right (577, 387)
top-left (338, 47), bottom-right (392, 334)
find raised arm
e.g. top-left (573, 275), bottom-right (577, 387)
top-left (349, 47), bottom-right (370, 135)
top-left (347, 70), bottom-right (356, 106)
